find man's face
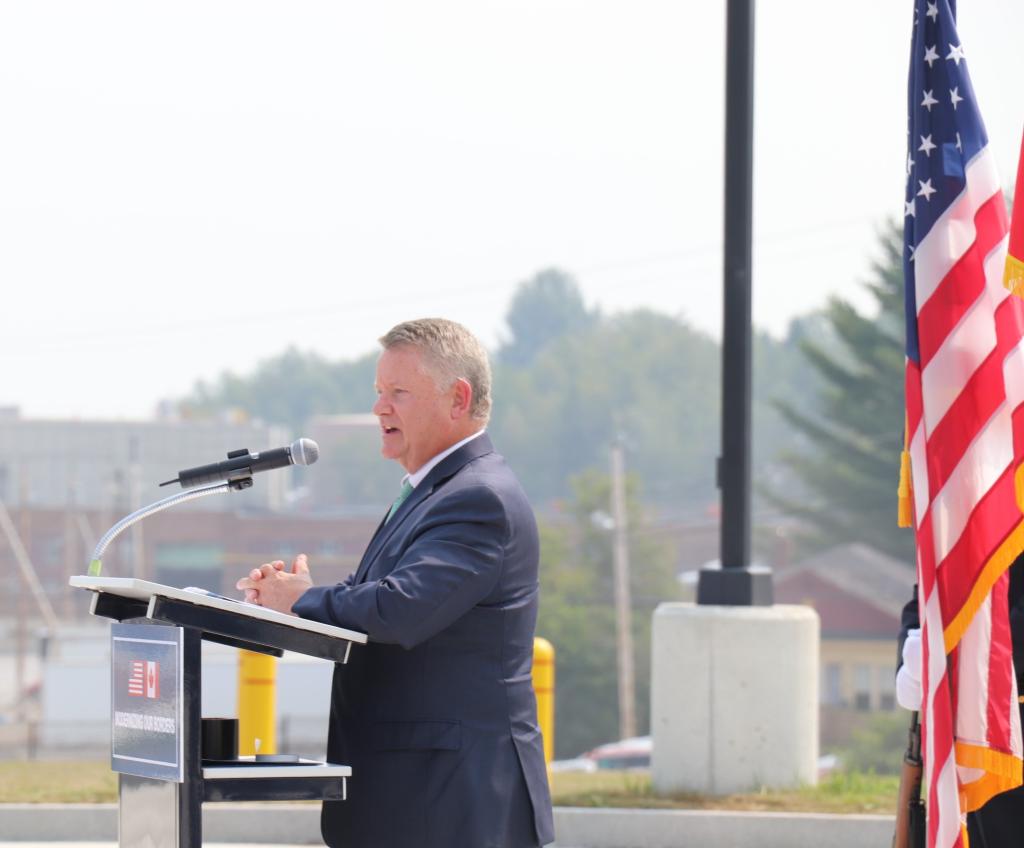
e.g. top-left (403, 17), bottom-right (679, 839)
top-left (372, 345), bottom-right (460, 473)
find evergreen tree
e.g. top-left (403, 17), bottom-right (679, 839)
top-left (770, 222), bottom-right (913, 563)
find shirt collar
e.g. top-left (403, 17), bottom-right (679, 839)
top-left (405, 429), bottom-right (486, 489)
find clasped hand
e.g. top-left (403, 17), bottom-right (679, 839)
top-left (236, 554), bottom-right (313, 615)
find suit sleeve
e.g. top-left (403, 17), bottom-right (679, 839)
top-left (292, 485), bottom-right (508, 649)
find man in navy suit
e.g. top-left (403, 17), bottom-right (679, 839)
top-left (237, 318), bottom-right (554, 848)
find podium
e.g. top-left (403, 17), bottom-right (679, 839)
top-left (70, 576), bottom-right (367, 848)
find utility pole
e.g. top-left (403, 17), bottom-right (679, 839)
top-left (129, 437), bottom-right (145, 580)
top-left (610, 438), bottom-right (637, 740)
top-left (64, 471), bottom-right (79, 619)
top-left (15, 478), bottom-right (28, 727)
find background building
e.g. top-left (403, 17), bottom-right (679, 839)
top-left (0, 408), bottom-right (290, 512)
top-left (774, 543), bottom-right (910, 746)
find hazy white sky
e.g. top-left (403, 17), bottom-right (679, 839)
top-left (1, 0), bottom-right (1021, 419)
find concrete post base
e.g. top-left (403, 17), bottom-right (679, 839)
top-left (651, 602), bottom-right (819, 795)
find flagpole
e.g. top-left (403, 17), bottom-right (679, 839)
top-left (697, 0), bottom-right (772, 606)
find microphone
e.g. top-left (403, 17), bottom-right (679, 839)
top-left (160, 438), bottom-right (320, 489)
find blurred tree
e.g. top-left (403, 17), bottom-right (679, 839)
top-left (176, 269), bottom-right (825, 518)
top-left (768, 222), bottom-right (913, 563)
top-left (839, 711), bottom-right (907, 775)
top-left (498, 268), bottom-right (595, 367)
top-left (180, 348), bottom-right (377, 433)
top-left (751, 322), bottom-right (829, 512)
top-left (492, 308), bottom-right (721, 510)
top-left (536, 467), bottom-right (680, 758)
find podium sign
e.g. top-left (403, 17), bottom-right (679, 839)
top-left (111, 624), bottom-right (184, 782)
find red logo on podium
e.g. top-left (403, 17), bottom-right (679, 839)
top-left (129, 660), bottom-right (160, 699)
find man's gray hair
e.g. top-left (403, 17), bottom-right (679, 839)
top-left (379, 318), bottom-right (492, 422)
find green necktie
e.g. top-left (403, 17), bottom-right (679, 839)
top-left (386, 479), bottom-right (414, 524)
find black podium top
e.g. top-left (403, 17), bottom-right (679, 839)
top-left (70, 576), bottom-right (366, 663)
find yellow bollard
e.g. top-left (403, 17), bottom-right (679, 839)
top-left (532, 637), bottom-right (555, 764)
top-left (238, 649), bottom-right (276, 756)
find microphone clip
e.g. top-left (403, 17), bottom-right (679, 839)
top-left (224, 448), bottom-right (255, 491)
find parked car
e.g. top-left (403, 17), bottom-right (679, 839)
top-left (549, 755), bottom-right (597, 773)
top-left (586, 736), bottom-right (651, 770)
top-left (551, 736), bottom-right (652, 772)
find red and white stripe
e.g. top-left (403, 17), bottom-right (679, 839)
top-left (128, 661), bottom-right (145, 696)
top-left (908, 146), bottom-right (1024, 847)
top-left (128, 660), bottom-right (160, 699)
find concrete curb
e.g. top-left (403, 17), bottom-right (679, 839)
top-left (554, 807), bottom-right (894, 848)
top-left (0, 804), bottom-right (896, 846)
top-left (1, 806), bottom-right (116, 843)
top-left (0, 805), bottom-right (321, 845)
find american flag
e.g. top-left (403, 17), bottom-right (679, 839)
top-left (1006, 134), bottom-right (1024, 296)
top-left (903, 1), bottom-right (1024, 846)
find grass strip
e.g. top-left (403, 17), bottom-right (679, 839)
top-left (0, 761), bottom-right (118, 804)
top-left (0, 761), bottom-right (899, 814)
top-left (550, 769), bottom-right (899, 814)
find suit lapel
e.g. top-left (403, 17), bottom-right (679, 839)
top-left (351, 511), bottom-right (389, 581)
top-left (353, 434), bottom-right (494, 584)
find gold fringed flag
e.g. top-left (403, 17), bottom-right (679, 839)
top-left (898, 448), bottom-right (913, 529)
top-left (1006, 131), bottom-right (1024, 298)
top-left (902, 2), bottom-right (1024, 846)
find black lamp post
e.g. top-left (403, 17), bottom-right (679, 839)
top-left (696, 0), bottom-right (773, 606)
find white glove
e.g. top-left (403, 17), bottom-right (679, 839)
top-left (896, 627), bottom-right (923, 710)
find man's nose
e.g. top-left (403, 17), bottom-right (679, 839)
top-left (372, 395), bottom-right (389, 416)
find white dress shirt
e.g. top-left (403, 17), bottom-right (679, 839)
top-left (405, 429), bottom-right (486, 490)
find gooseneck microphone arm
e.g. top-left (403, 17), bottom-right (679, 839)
top-left (88, 482), bottom-right (231, 576)
top-left (86, 437), bottom-right (320, 576)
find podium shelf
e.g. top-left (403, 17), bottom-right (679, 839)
top-left (203, 759), bottom-right (351, 780)
top-left (201, 760), bottom-right (349, 802)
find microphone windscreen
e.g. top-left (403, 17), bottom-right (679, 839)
top-left (291, 438), bottom-right (320, 466)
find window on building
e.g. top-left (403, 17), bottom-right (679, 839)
top-left (155, 543), bottom-right (225, 593)
top-left (822, 663), bottom-right (843, 705)
top-left (853, 664), bottom-right (872, 711)
top-left (878, 665), bottom-right (897, 711)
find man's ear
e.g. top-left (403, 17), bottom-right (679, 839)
top-left (451, 378), bottom-right (473, 419)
